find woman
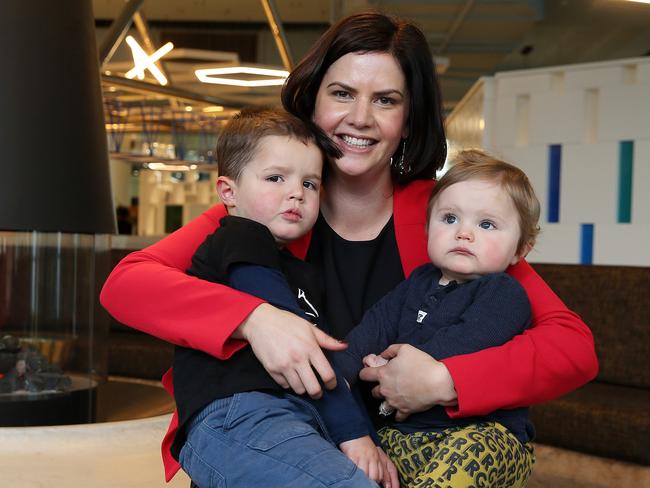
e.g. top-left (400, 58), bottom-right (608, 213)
top-left (100, 12), bottom-right (598, 486)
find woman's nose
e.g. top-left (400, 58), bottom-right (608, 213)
top-left (347, 100), bottom-right (372, 128)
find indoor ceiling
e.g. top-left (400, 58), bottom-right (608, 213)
top-left (93, 0), bottom-right (650, 124)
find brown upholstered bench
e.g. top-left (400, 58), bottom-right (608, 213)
top-left (530, 264), bottom-right (650, 466)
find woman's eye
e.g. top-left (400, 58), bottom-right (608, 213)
top-left (444, 214), bottom-right (457, 224)
top-left (479, 220), bottom-right (496, 230)
top-left (377, 96), bottom-right (395, 106)
top-left (303, 180), bottom-right (318, 190)
top-left (333, 90), bottom-right (351, 99)
top-left (266, 175), bottom-right (283, 183)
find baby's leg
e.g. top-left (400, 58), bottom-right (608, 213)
top-left (180, 391), bottom-right (379, 488)
top-left (379, 423), bottom-right (534, 488)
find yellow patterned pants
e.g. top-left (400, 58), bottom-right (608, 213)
top-left (379, 422), bottom-right (534, 488)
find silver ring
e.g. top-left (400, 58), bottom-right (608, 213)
top-left (378, 401), bottom-right (395, 416)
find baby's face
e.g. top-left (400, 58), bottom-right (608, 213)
top-left (427, 178), bottom-right (522, 284)
top-left (229, 135), bottom-right (323, 245)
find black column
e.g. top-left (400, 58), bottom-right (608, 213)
top-left (0, 0), bottom-right (115, 234)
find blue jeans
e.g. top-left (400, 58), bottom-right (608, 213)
top-left (180, 391), bottom-right (379, 488)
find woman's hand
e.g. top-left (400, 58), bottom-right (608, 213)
top-left (235, 303), bottom-right (347, 398)
top-left (359, 344), bottom-right (458, 421)
top-left (339, 436), bottom-right (384, 485)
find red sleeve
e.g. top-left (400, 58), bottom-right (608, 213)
top-left (99, 205), bottom-right (264, 359)
top-left (442, 259), bottom-right (598, 417)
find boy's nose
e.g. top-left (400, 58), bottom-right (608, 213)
top-left (288, 184), bottom-right (304, 200)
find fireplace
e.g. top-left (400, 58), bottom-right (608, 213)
top-left (0, 232), bottom-right (111, 426)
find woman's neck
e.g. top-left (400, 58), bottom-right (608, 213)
top-left (321, 170), bottom-right (394, 241)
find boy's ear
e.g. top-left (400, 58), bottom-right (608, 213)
top-left (216, 176), bottom-right (237, 207)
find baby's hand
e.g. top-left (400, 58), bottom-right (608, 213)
top-left (339, 436), bottom-right (384, 484)
top-left (362, 354), bottom-right (396, 417)
top-left (363, 353), bottom-right (389, 368)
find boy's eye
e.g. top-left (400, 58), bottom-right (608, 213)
top-left (303, 180), bottom-right (318, 191)
top-left (479, 220), bottom-right (496, 230)
top-left (443, 214), bottom-right (457, 224)
top-left (266, 175), bottom-right (284, 183)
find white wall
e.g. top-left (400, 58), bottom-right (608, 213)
top-left (446, 57), bottom-right (650, 266)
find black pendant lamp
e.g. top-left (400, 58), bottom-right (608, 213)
top-left (0, 0), bottom-right (115, 234)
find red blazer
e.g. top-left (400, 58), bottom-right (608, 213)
top-left (100, 179), bottom-right (598, 480)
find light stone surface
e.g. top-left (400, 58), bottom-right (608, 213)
top-left (0, 414), bottom-right (190, 487)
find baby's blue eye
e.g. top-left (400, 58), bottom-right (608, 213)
top-left (444, 214), bottom-right (457, 224)
top-left (479, 220), bottom-right (496, 230)
top-left (303, 181), bottom-right (318, 190)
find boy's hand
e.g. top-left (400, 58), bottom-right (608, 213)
top-left (339, 436), bottom-right (384, 485)
top-left (376, 447), bottom-right (400, 488)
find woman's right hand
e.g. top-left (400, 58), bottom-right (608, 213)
top-left (235, 303), bottom-right (347, 398)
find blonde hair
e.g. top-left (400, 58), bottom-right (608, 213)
top-left (427, 149), bottom-right (541, 256)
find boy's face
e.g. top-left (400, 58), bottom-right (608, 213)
top-left (222, 135), bottom-right (323, 245)
top-left (427, 178), bottom-right (523, 284)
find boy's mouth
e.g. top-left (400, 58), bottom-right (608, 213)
top-left (282, 209), bottom-right (302, 222)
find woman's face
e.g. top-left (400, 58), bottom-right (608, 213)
top-left (313, 52), bottom-right (409, 180)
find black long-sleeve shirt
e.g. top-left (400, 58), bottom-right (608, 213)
top-left (171, 216), bottom-right (370, 459)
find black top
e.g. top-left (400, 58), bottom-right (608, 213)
top-left (334, 263), bottom-right (535, 444)
top-left (306, 214), bottom-right (405, 339)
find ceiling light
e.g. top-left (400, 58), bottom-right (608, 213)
top-left (202, 106), bottom-right (225, 113)
top-left (195, 66), bottom-right (289, 87)
top-left (125, 36), bottom-right (173, 86)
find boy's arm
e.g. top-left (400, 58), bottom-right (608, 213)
top-left (416, 273), bottom-right (532, 360)
top-left (228, 263), bottom-right (372, 446)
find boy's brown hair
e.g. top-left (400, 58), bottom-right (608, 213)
top-left (217, 107), bottom-right (341, 180)
top-left (427, 149), bottom-right (541, 256)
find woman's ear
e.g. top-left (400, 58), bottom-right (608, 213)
top-left (216, 176), bottom-right (237, 208)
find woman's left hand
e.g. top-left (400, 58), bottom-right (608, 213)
top-left (359, 344), bottom-right (458, 421)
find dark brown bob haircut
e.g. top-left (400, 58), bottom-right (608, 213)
top-left (217, 106), bottom-right (341, 181)
top-left (281, 12), bottom-right (447, 184)
top-left (427, 149), bottom-right (541, 256)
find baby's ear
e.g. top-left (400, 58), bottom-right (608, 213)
top-left (512, 241), bottom-right (535, 265)
top-left (216, 176), bottom-right (237, 207)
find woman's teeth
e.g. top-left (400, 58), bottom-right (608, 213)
top-left (341, 135), bottom-right (372, 148)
